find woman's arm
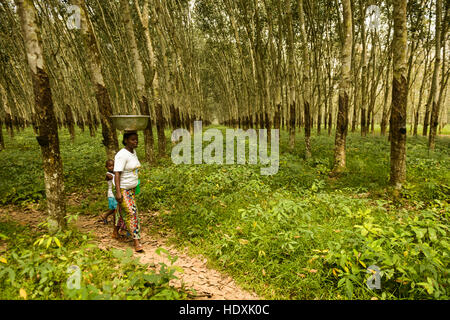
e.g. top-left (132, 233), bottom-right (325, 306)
top-left (114, 172), bottom-right (123, 202)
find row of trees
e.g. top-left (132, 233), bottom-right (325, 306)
top-left (203, 0), bottom-right (448, 142)
top-left (1, 0), bottom-right (210, 231)
top-left (0, 0), bottom-right (448, 231)
top-left (0, 0), bottom-right (207, 158)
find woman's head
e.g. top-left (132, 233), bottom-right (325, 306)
top-left (122, 131), bottom-right (138, 149)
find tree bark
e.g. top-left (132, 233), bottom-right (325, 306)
top-left (390, 0), bottom-right (408, 188)
top-left (428, 0), bottom-right (442, 150)
top-left (87, 110), bottom-right (95, 137)
top-left (0, 118), bottom-right (4, 151)
top-left (381, 31), bottom-right (393, 137)
top-left (332, 0), bottom-right (352, 174)
top-left (298, 0), bottom-right (311, 158)
top-left (77, 0), bottom-right (118, 160)
top-left (65, 104), bottom-right (76, 143)
top-left (155, 103), bottom-right (166, 157)
top-left (16, 0), bottom-right (66, 232)
top-left (135, 0), bottom-right (160, 162)
top-left (359, 0), bottom-right (368, 137)
top-left (287, 1), bottom-right (296, 150)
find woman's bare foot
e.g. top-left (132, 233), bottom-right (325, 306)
top-left (98, 213), bottom-right (108, 224)
top-left (112, 226), bottom-right (120, 240)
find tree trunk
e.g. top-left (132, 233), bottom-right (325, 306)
top-left (332, 0), bottom-right (352, 174)
top-left (16, 0), bottom-right (66, 232)
top-left (135, 0), bottom-right (161, 162)
top-left (414, 55), bottom-right (430, 136)
top-left (360, 0), bottom-right (368, 137)
top-left (351, 86), bottom-right (358, 132)
top-left (65, 104), bottom-right (76, 143)
top-left (5, 113), bottom-right (13, 138)
top-left (287, 1), bottom-right (296, 150)
top-left (298, 0), bottom-right (311, 158)
top-left (0, 118), bottom-right (4, 151)
top-left (381, 39), bottom-right (393, 136)
top-left (88, 110), bottom-right (95, 137)
top-left (428, 0), bottom-right (442, 150)
top-left (155, 103), bottom-right (166, 157)
top-left (77, 0), bottom-right (118, 160)
top-left (390, 0), bottom-right (408, 188)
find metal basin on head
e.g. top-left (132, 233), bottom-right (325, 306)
top-left (110, 115), bottom-right (150, 131)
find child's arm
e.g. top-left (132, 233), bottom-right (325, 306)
top-left (106, 173), bottom-right (113, 181)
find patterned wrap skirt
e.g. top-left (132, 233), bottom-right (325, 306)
top-left (115, 188), bottom-right (141, 240)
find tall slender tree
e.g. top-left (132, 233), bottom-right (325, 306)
top-left (298, 0), bottom-right (312, 158)
top-left (428, 0), bottom-right (442, 150)
top-left (77, 0), bottom-right (118, 160)
top-left (15, 0), bottom-right (66, 232)
top-left (121, 0), bottom-right (158, 161)
top-left (390, 0), bottom-right (408, 188)
top-left (332, 0), bottom-right (352, 174)
top-left (135, 0), bottom-right (159, 161)
top-left (286, 0), bottom-right (296, 151)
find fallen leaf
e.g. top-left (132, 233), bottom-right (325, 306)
top-left (297, 273), bottom-right (306, 278)
top-left (239, 239), bottom-right (248, 245)
top-left (0, 257), bottom-right (6, 264)
top-left (308, 256), bottom-right (318, 264)
top-left (309, 269), bottom-right (318, 273)
top-left (19, 288), bottom-right (27, 300)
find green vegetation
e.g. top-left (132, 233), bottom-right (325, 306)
top-left (1, 127), bottom-right (449, 299)
top-left (0, 218), bottom-right (187, 300)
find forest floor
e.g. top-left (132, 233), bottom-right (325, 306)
top-left (0, 200), bottom-right (259, 300)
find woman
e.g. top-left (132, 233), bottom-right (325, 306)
top-left (113, 131), bottom-right (143, 252)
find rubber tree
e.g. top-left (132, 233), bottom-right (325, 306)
top-left (428, 0), bottom-right (442, 150)
top-left (298, 0), bottom-right (311, 158)
top-left (389, 0), bottom-right (408, 188)
top-left (332, 0), bottom-right (353, 175)
top-left (135, 0), bottom-right (159, 161)
top-left (15, 0), bottom-right (66, 232)
top-left (286, 0), bottom-right (296, 151)
top-left (121, 0), bottom-right (158, 162)
top-left (76, 0), bottom-right (119, 160)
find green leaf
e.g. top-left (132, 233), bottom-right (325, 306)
top-left (345, 278), bottom-right (353, 299)
top-left (53, 237), bottom-right (61, 248)
top-left (46, 238), bottom-right (52, 249)
top-left (155, 248), bottom-right (169, 256)
top-left (414, 228), bottom-right (426, 239)
top-left (428, 228), bottom-right (437, 242)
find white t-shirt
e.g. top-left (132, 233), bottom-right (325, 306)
top-left (106, 172), bottom-right (115, 198)
top-left (114, 148), bottom-right (141, 189)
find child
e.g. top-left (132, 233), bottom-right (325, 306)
top-left (101, 160), bottom-right (130, 239)
top-left (100, 159), bottom-right (117, 224)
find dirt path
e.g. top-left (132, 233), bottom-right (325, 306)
top-left (0, 206), bottom-right (259, 300)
